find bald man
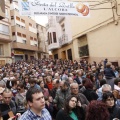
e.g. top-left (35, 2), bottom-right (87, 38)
top-left (70, 83), bottom-right (89, 109)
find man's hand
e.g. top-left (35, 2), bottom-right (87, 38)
top-left (8, 113), bottom-right (21, 120)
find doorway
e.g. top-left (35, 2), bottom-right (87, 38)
top-left (54, 54), bottom-right (58, 59)
top-left (67, 49), bottom-right (73, 60)
top-left (61, 51), bottom-right (66, 60)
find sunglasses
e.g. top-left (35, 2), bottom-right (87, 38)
top-left (17, 88), bottom-right (21, 91)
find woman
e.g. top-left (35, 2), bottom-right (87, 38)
top-left (44, 76), bottom-right (53, 93)
top-left (85, 100), bottom-right (109, 120)
top-left (102, 91), bottom-right (120, 120)
top-left (113, 78), bottom-right (120, 99)
top-left (39, 80), bottom-right (49, 98)
top-left (15, 83), bottom-right (27, 114)
top-left (113, 78), bottom-right (120, 107)
top-left (56, 95), bottom-right (85, 120)
top-left (83, 79), bottom-right (98, 102)
top-left (90, 74), bottom-right (99, 91)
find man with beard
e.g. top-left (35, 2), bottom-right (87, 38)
top-left (53, 80), bottom-right (70, 110)
top-left (19, 88), bottom-right (51, 120)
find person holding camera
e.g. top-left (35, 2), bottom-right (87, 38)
top-left (0, 88), bottom-right (21, 120)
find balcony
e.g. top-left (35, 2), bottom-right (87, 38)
top-left (12, 26), bottom-right (26, 33)
top-left (12, 42), bottom-right (38, 51)
top-left (30, 40), bottom-right (38, 46)
top-left (56, 16), bottom-right (65, 23)
top-left (59, 34), bottom-right (68, 46)
top-left (13, 36), bottom-right (27, 44)
top-left (0, 33), bottom-right (11, 42)
top-left (48, 43), bottom-right (60, 50)
top-left (29, 26), bottom-right (37, 34)
top-left (15, 20), bottom-right (25, 28)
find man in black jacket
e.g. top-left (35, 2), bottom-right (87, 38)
top-left (0, 88), bottom-right (20, 120)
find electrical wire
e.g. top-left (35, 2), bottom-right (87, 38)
top-left (90, 1), bottom-right (111, 8)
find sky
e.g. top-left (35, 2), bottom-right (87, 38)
top-left (34, 16), bottom-right (48, 27)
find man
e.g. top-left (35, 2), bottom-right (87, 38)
top-left (68, 77), bottom-right (75, 84)
top-left (61, 69), bottom-right (68, 81)
top-left (53, 80), bottom-right (70, 110)
top-left (19, 87), bottom-right (51, 120)
top-left (0, 88), bottom-right (19, 120)
top-left (0, 87), bottom-right (5, 102)
top-left (70, 83), bottom-right (89, 109)
top-left (51, 79), bottom-right (59, 99)
top-left (97, 84), bottom-right (112, 100)
top-left (29, 78), bottom-right (40, 89)
top-left (74, 69), bottom-right (83, 88)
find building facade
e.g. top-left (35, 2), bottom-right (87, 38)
top-left (10, 1), bottom-right (38, 62)
top-left (47, 0), bottom-right (120, 65)
top-left (47, 16), bottom-right (72, 60)
top-left (36, 24), bottom-right (49, 59)
top-left (0, 0), bottom-right (12, 65)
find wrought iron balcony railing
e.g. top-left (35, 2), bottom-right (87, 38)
top-left (59, 34), bottom-right (68, 46)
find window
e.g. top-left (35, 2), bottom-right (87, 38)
top-left (11, 16), bottom-right (14, 20)
top-left (50, 33), bottom-right (52, 44)
top-left (53, 32), bottom-right (56, 43)
top-left (0, 44), bottom-right (4, 55)
top-left (21, 19), bottom-right (25, 23)
top-left (29, 23), bottom-right (32, 27)
top-left (30, 36), bottom-right (33, 40)
top-left (34, 38), bottom-right (37, 41)
top-left (22, 34), bottom-right (26, 38)
top-left (12, 32), bottom-right (15, 36)
top-left (16, 16), bottom-right (20, 21)
top-left (0, 24), bottom-right (9, 35)
top-left (48, 32), bottom-right (50, 45)
top-left (79, 45), bottom-right (89, 57)
top-left (17, 32), bottom-right (21, 37)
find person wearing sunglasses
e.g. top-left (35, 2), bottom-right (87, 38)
top-left (15, 83), bottom-right (27, 114)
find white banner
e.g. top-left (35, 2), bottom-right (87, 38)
top-left (18, 0), bottom-right (90, 17)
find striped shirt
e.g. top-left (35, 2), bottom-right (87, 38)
top-left (19, 108), bottom-right (52, 120)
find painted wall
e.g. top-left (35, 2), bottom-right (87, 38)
top-left (52, 43), bottom-right (74, 60)
top-left (87, 21), bottom-right (120, 64)
top-left (70, 1), bottom-right (114, 39)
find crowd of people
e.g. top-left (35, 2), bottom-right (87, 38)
top-left (0, 58), bottom-right (120, 120)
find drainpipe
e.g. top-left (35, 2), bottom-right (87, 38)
top-left (111, 0), bottom-right (119, 25)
